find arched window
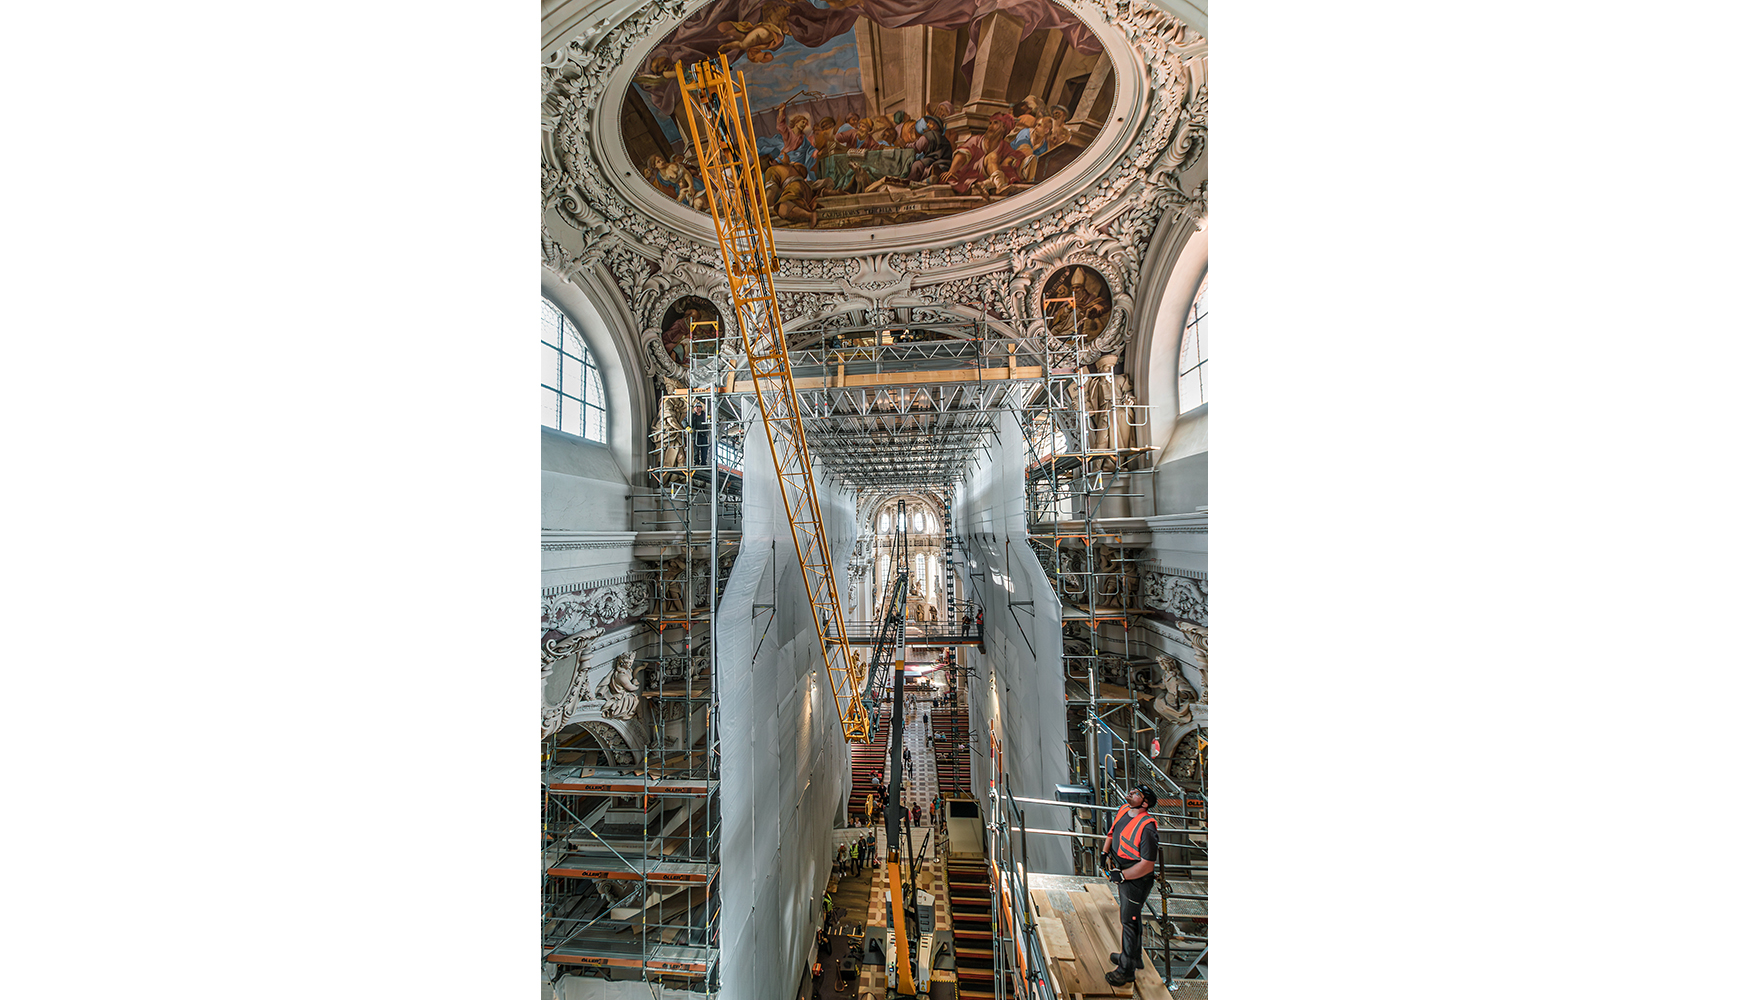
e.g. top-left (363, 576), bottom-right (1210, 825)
top-left (1178, 275), bottom-right (1209, 412)
top-left (542, 298), bottom-right (607, 442)
top-left (878, 511), bottom-right (890, 533)
top-left (913, 511), bottom-right (924, 533)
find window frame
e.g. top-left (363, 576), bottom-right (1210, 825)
top-left (1177, 274), bottom-right (1209, 414)
top-left (541, 298), bottom-right (608, 443)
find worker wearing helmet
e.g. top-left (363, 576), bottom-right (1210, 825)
top-left (1100, 785), bottom-right (1158, 986)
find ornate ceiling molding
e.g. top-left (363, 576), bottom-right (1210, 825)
top-left (542, 0), bottom-right (1206, 343)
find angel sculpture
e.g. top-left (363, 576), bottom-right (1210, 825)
top-left (596, 652), bottom-right (642, 720)
top-left (1150, 655), bottom-right (1198, 725)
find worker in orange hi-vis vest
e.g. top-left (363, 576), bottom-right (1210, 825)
top-left (1099, 786), bottom-right (1159, 987)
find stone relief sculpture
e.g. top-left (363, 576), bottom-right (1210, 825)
top-left (1177, 622), bottom-right (1208, 702)
top-left (542, 626), bottom-right (604, 737)
top-left (595, 651), bottom-right (644, 720)
top-left (1110, 372), bottom-right (1138, 462)
top-left (657, 556), bottom-right (691, 615)
top-left (1150, 654), bottom-right (1198, 725)
top-left (1142, 572), bottom-right (1207, 626)
top-left (653, 393), bottom-right (689, 479)
top-left (543, 582), bottom-right (652, 635)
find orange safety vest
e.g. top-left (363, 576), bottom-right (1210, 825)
top-left (1108, 808), bottom-right (1157, 862)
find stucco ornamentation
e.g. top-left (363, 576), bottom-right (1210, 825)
top-left (542, 0), bottom-right (1208, 368)
top-left (543, 626), bottom-right (605, 737)
top-left (543, 581), bottom-right (652, 634)
top-left (1142, 571), bottom-right (1207, 626)
top-left (595, 651), bottom-right (644, 720)
top-left (1149, 654), bottom-right (1199, 725)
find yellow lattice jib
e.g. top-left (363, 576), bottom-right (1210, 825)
top-left (675, 56), bottom-right (871, 743)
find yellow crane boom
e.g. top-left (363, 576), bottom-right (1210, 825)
top-left (675, 56), bottom-right (871, 743)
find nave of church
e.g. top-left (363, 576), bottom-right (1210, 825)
top-left (541, 2), bottom-right (1208, 997)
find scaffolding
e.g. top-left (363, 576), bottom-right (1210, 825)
top-left (540, 317), bottom-right (743, 997)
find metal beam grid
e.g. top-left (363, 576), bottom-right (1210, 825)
top-left (676, 57), bottom-right (869, 742)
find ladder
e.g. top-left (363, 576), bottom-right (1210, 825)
top-left (675, 57), bottom-right (870, 743)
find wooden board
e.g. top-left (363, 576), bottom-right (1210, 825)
top-left (1030, 888), bottom-right (1130, 996)
top-left (1072, 887), bottom-right (1169, 1000)
top-left (1037, 914), bottom-right (1075, 960)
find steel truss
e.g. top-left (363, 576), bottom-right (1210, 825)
top-left (676, 57), bottom-right (870, 742)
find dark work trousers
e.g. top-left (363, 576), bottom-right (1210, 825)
top-left (1116, 874), bottom-right (1152, 972)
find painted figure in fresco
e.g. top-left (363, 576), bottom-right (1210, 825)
top-left (644, 153), bottom-right (693, 203)
top-left (625, 0), bottom-right (1112, 226)
top-left (946, 113), bottom-right (1026, 196)
top-left (717, 1), bottom-right (797, 63)
top-left (764, 159), bottom-right (819, 227)
top-left (812, 116), bottom-right (858, 193)
top-left (1047, 267), bottom-right (1110, 342)
top-left (664, 307), bottom-right (699, 364)
top-left (772, 96), bottom-right (817, 176)
top-left (908, 114), bottom-right (953, 186)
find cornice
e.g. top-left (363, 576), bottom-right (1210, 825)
top-left (540, 530), bottom-right (639, 551)
top-left (1142, 511), bottom-right (1207, 534)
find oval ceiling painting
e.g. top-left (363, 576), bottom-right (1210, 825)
top-left (624, 0), bottom-right (1115, 230)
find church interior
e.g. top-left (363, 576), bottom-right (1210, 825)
top-left (542, 1), bottom-right (1209, 997)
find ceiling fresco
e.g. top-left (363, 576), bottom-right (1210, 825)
top-left (622, 0), bottom-right (1116, 230)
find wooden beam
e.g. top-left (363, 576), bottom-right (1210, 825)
top-left (678, 367), bottom-right (1043, 394)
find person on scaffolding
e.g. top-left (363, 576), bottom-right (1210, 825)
top-left (690, 401), bottom-right (709, 467)
top-left (1100, 785), bottom-right (1159, 987)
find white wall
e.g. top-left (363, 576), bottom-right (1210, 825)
top-left (715, 417), bottom-right (855, 1000)
top-left (542, 427), bottom-right (632, 529)
top-left (952, 410), bottom-right (1073, 875)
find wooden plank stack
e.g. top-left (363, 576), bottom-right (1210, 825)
top-left (1026, 884), bottom-right (1170, 1000)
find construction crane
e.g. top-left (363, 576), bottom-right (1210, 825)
top-left (872, 500), bottom-right (925, 997)
top-left (862, 499), bottom-right (910, 710)
top-left (674, 57), bottom-right (871, 743)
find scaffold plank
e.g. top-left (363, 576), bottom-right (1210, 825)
top-left (546, 778), bottom-right (712, 796)
top-left (545, 853), bottom-right (717, 883)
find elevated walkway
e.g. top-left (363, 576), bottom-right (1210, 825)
top-left (828, 621), bottom-right (983, 646)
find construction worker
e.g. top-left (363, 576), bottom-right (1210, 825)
top-left (1101, 786), bottom-right (1159, 987)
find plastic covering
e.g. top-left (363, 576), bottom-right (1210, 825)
top-left (953, 411), bottom-right (1074, 875)
top-left (715, 414), bottom-right (856, 999)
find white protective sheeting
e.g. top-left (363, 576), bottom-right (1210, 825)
top-left (715, 414), bottom-right (855, 999)
top-left (953, 411), bottom-right (1073, 875)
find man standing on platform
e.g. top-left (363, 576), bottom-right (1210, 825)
top-left (1101, 786), bottom-right (1159, 987)
top-left (690, 401), bottom-right (709, 467)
